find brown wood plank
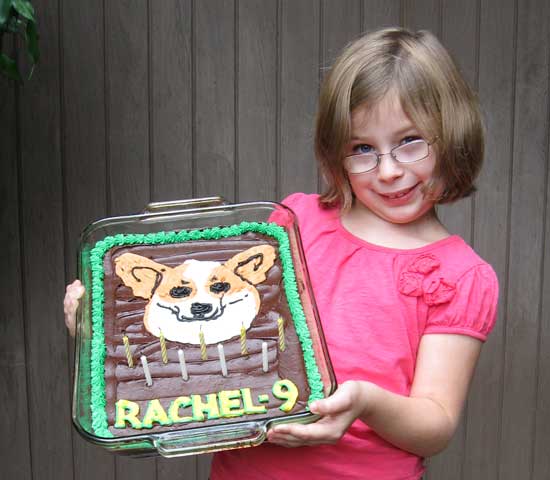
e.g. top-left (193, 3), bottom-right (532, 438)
top-left (194, 0), bottom-right (236, 202)
top-left (463, 0), bottom-right (515, 478)
top-left (402, 0), bottom-right (441, 35)
top-left (17, 0), bottom-right (74, 478)
top-left (237, 0), bottom-right (278, 202)
top-left (104, 1), bottom-right (156, 477)
top-left (499, 0), bottom-right (549, 478)
top-left (60, 0), bottom-right (116, 478)
top-left (197, 453), bottom-right (213, 480)
top-left (0, 60), bottom-right (32, 480)
top-left (279, 0), bottom-right (320, 198)
top-left (361, 0), bottom-right (402, 32)
top-left (322, 0), bottom-right (362, 68)
top-left (150, 0), bottom-right (194, 203)
top-left (105, 0), bottom-right (151, 217)
top-left (436, 0), bottom-right (478, 241)
top-left (150, 1), bottom-right (196, 476)
top-left (157, 456), bottom-right (196, 479)
top-left (534, 119), bottom-right (550, 479)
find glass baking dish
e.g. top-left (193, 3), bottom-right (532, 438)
top-left (72, 197), bottom-right (336, 457)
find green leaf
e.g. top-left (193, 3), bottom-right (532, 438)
top-left (5, 13), bottom-right (21, 32)
top-left (12, 0), bottom-right (34, 22)
top-left (0, 52), bottom-right (22, 81)
top-left (0, 0), bottom-right (13, 26)
top-left (25, 17), bottom-right (38, 63)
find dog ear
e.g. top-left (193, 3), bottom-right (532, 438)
top-left (114, 253), bottom-right (167, 299)
top-left (225, 245), bottom-right (276, 285)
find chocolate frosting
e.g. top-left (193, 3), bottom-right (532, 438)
top-left (102, 232), bottom-right (311, 436)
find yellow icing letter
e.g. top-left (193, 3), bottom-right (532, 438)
top-left (115, 399), bottom-right (142, 429)
top-left (168, 396), bottom-right (193, 424)
top-left (218, 390), bottom-right (244, 418)
top-left (192, 393), bottom-right (221, 421)
top-left (141, 399), bottom-right (172, 428)
top-left (272, 379), bottom-right (298, 412)
top-left (241, 388), bottom-right (267, 414)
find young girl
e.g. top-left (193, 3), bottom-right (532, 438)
top-left (65, 27), bottom-right (498, 480)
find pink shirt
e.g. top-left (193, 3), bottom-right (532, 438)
top-left (211, 193), bottom-right (498, 480)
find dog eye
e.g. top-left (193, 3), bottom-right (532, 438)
top-left (210, 282), bottom-right (230, 294)
top-left (170, 286), bottom-right (192, 298)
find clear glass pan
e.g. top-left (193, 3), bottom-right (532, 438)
top-left (72, 197), bottom-right (336, 457)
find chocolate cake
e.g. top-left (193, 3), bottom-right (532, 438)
top-left (88, 222), bottom-right (325, 438)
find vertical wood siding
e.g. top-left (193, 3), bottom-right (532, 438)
top-left (2, 0), bottom-right (549, 478)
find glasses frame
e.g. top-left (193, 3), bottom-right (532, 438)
top-left (343, 138), bottom-right (438, 175)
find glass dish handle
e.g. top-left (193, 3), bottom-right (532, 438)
top-left (153, 423), bottom-right (266, 458)
top-left (142, 197), bottom-right (228, 214)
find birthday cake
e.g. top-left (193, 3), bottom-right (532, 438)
top-left (88, 222), bottom-right (325, 438)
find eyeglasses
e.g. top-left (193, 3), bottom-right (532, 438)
top-left (343, 138), bottom-right (436, 175)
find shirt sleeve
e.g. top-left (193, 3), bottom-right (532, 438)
top-left (424, 264), bottom-right (499, 341)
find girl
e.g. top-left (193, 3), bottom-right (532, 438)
top-left (65, 27), bottom-right (498, 480)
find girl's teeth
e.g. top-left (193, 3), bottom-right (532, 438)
top-left (388, 190), bottom-right (408, 199)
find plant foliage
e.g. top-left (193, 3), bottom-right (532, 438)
top-left (0, 0), bottom-right (39, 82)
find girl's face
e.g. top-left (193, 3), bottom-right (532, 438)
top-left (344, 94), bottom-right (441, 225)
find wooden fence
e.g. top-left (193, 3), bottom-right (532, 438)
top-left (1, 1), bottom-right (549, 479)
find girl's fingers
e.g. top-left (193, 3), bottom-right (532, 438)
top-left (64, 280), bottom-right (85, 337)
top-left (270, 420), bottom-right (341, 446)
top-left (268, 430), bottom-right (315, 448)
top-left (66, 280), bottom-right (85, 299)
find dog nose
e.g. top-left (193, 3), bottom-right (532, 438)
top-left (191, 302), bottom-right (213, 316)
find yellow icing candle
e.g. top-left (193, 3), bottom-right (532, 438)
top-left (240, 323), bottom-right (248, 355)
top-left (277, 317), bottom-right (286, 351)
top-left (159, 330), bottom-right (168, 364)
top-left (199, 329), bottom-right (208, 360)
top-left (123, 334), bottom-right (134, 368)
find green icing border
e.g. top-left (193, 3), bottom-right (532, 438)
top-left (89, 221), bottom-right (324, 438)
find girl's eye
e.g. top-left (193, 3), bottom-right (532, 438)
top-left (353, 144), bottom-right (374, 155)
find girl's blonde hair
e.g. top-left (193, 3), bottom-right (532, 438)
top-left (316, 27), bottom-right (484, 211)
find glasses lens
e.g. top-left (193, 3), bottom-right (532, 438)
top-left (393, 140), bottom-right (429, 163)
top-left (344, 153), bottom-right (378, 174)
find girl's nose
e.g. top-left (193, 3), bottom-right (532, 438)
top-left (377, 153), bottom-right (404, 182)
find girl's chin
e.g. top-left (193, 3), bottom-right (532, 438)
top-left (352, 196), bottom-right (436, 225)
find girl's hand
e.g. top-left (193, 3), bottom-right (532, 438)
top-left (267, 381), bottom-right (365, 447)
top-left (64, 279), bottom-right (85, 337)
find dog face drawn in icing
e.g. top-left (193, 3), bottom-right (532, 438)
top-left (114, 245), bottom-right (276, 344)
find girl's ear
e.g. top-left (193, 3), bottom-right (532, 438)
top-left (114, 253), bottom-right (166, 299)
top-left (225, 245), bottom-right (277, 285)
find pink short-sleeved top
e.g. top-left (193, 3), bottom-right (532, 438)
top-left (211, 193), bottom-right (498, 480)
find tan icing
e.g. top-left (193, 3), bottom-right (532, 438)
top-left (155, 264), bottom-right (197, 303)
top-left (209, 264), bottom-right (260, 306)
top-left (115, 245), bottom-right (277, 343)
top-left (114, 253), bottom-right (166, 299)
top-left (224, 245), bottom-right (277, 285)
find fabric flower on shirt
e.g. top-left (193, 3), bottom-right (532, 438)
top-left (398, 254), bottom-right (456, 305)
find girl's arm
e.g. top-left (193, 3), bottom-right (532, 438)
top-left (268, 333), bottom-right (482, 457)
